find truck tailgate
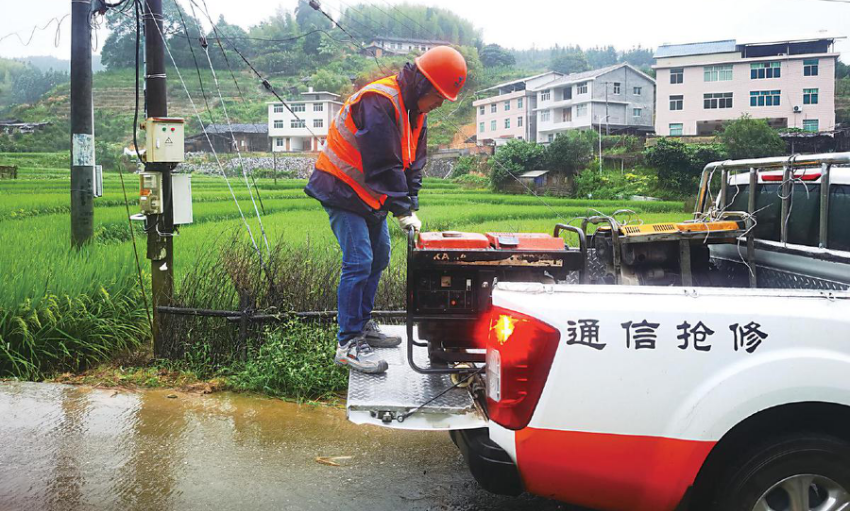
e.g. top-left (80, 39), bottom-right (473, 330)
top-left (346, 325), bottom-right (486, 431)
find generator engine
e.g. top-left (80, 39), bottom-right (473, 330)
top-left (406, 226), bottom-right (586, 371)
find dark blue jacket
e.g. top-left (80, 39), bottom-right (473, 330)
top-left (305, 64), bottom-right (429, 222)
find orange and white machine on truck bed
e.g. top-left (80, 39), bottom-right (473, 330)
top-left (347, 153), bottom-right (850, 511)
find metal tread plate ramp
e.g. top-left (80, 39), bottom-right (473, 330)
top-left (346, 325), bottom-right (486, 430)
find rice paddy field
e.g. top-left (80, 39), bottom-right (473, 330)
top-left (0, 151), bottom-right (690, 385)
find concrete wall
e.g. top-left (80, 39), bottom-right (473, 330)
top-left (473, 90), bottom-right (529, 143)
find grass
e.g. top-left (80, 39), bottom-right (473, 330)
top-left (0, 151), bottom-right (689, 398)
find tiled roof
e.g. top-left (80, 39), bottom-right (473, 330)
top-left (654, 40), bottom-right (737, 58)
top-left (204, 124), bottom-right (268, 134)
top-left (531, 63), bottom-right (638, 90)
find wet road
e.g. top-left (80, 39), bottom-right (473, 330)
top-left (0, 382), bottom-right (578, 511)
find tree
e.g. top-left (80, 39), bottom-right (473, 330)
top-left (545, 130), bottom-right (595, 180)
top-left (836, 59), bottom-right (849, 79)
top-left (645, 138), bottom-right (726, 194)
top-left (551, 50), bottom-right (589, 75)
top-left (619, 46), bottom-right (654, 68)
top-left (489, 139), bottom-right (546, 190)
top-left (586, 46), bottom-right (618, 69)
top-left (720, 115), bottom-right (786, 160)
top-left (480, 44), bottom-right (515, 68)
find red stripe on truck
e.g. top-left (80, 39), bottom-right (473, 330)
top-left (515, 427), bottom-right (715, 511)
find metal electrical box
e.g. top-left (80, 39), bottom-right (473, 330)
top-left (144, 117), bottom-right (185, 163)
top-left (139, 171), bottom-right (163, 214)
top-left (93, 165), bottom-right (103, 198)
top-left (172, 174), bottom-right (193, 225)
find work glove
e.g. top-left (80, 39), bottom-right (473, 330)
top-left (397, 212), bottom-right (422, 232)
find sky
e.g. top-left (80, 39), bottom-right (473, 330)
top-left (1, 0), bottom-right (849, 63)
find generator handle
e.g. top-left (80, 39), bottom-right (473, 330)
top-left (553, 224), bottom-right (588, 284)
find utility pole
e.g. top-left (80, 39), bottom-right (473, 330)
top-left (70, 0), bottom-right (94, 247)
top-left (144, 0), bottom-right (175, 357)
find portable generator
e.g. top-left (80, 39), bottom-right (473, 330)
top-left (585, 214), bottom-right (748, 286)
top-left (405, 224), bottom-right (587, 374)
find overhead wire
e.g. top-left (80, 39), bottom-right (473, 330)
top-left (0, 14), bottom-right (69, 48)
top-left (178, 0), bottom-right (270, 256)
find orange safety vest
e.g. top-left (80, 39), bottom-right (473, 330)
top-left (315, 75), bottom-right (425, 210)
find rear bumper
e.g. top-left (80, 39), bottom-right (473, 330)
top-left (449, 427), bottom-right (524, 496)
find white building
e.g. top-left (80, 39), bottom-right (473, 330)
top-left (362, 37), bottom-right (451, 57)
top-left (529, 63), bottom-right (656, 144)
top-left (653, 37), bottom-right (839, 136)
top-left (267, 88), bottom-right (343, 152)
top-left (472, 71), bottom-right (563, 146)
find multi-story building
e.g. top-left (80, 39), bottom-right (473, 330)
top-left (362, 37), bottom-right (451, 57)
top-left (267, 88), bottom-right (343, 152)
top-left (530, 63), bottom-right (656, 143)
top-left (472, 71), bottom-right (563, 146)
top-left (654, 37), bottom-right (838, 136)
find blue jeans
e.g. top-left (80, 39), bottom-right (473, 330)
top-left (324, 206), bottom-right (391, 345)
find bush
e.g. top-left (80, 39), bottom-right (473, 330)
top-left (545, 130), bottom-right (595, 180)
top-left (573, 169), bottom-right (656, 200)
top-left (451, 155), bottom-right (476, 177)
top-left (720, 115), bottom-right (786, 160)
top-left (645, 138), bottom-right (726, 195)
top-left (452, 173), bottom-right (489, 189)
top-left (489, 139), bottom-right (546, 190)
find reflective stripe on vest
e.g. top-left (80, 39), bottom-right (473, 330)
top-left (314, 75), bottom-right (425, 210)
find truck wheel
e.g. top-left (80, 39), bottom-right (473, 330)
top-left (709, 433), bottom-right (849, 511)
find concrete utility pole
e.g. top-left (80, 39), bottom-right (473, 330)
top-left (143, 0), bottom-right (175, 357)
top-left (70, 0), bottom-right (94, 247)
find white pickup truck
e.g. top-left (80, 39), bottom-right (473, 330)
top-left (347, 153), bottom-right (850, 511)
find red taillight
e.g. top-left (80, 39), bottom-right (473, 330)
top-left (761, 171), bottom-right (821, 182)
top-left (480, 306), bottom-right (561, 430)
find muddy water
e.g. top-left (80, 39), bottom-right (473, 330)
top-left (0, 382), bottom-right (577, 511)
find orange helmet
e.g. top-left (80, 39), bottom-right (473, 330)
top-left (415, 46), bottom-right (467, 102)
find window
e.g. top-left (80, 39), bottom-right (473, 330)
top-left (275, 138), bottom-right (283, 147)
top-left (804, 59), bottom-right (819, 76)
top-left (541, 110), bottom-right (551, 122)
top-left (704, 64), bottom-right (733, 82)
top-left (273, 104), bottom-right (284, 113)
top-left (313, 119), bottom-right (323, 128)
top-left (313, 103), bottom-right (323, 112)
top-left (517, 97), bottom-right (523, 108)
top-left (576, 104), bottom-right (587, 117)
top-left (669, 123), bottom-right (683, 136)
top-left (803, 88), bottom-right (819, 105)
top-left (633, 86), bottom-right (642, 95)
top-left (541, 90), bottom-right (551, 101)
top-left (613, 82), bottom-right (621, 94)
top-left (490, 120), bottom-right (497, 131)
top-left (504, 101), bottom-right (511, 111)
top-left (803, 119), bottom-right (819, 132)
top-left (750, 62), bottom-right (781, 79)
top-left (633, 108), bottom-right (642, 117)
top-left (517, 116), bottom-right (523, 127)
top-left (670, 68), bottom-right (683, 84)
top-left (479, 122), bottom-right (485, 133)
top-left (670, 95), bottom-right (683, 110)
top-left (547, 133), bottom-right (554, 143)
top-left (273, 120), bottom-right (283, 129)
top-left (749, 90), bottom-right (781, 107)
top-left (292, 104), bottom-right (305, 112)
top-left (504, 118), bottom-right (511, 129)
top-left (479, 105), bottom-right (485, 115)
top-left (577, 82), bottom-right (588, 94)
top-left (290, 119), bottom-right (305, 128)
top-left (703, 92), bottom-right (733, 109)
top-left (562, 108), bottom-right (572, 122)
top-left (490, 104), bottom-right (497, 113)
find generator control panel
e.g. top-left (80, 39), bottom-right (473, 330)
top-left (139, 171), bottom-right (163, 215)
top-left (144, 117), bottom-right (184, 163)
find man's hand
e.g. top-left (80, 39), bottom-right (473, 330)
top-left (397, 212), bottom-right (422, 232)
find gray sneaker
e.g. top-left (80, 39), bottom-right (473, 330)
top-left (335, 337), bottom-right (389, 374)
top-left (362, 320), bottom-right (402, 348)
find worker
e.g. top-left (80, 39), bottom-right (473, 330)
top-left (305, 46), bottom-right (467, 374)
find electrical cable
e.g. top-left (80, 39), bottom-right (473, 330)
top-left (181, 0), bottom-right (271, 256)
top-left (174, 0), bottom-right (216, 127)
top-left (0, 14), bottom-right (69, 48)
